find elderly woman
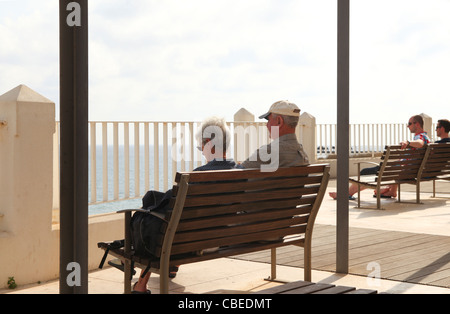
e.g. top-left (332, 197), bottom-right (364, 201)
top-left (194, 116), bottom-right (239, 170)
top-left (132, 116), bottom-right (240, 294)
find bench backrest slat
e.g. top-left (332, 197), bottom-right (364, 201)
top-left (176, 206), bottom-right (312, 232)
top-left (178, 197), bottom-right (315, 220)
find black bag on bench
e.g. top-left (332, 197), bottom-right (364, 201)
top-left (99, 189), bottom-right (171, 271)
top-left (130, 189), bottom-right (171, 258)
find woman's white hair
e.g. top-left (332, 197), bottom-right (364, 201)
top-left (196, 116), bottom-right (231, 154)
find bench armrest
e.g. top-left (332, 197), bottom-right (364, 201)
top-left (116, 208), bottom-right (141, 214)
top-left (117, 208), bottom-right (167, 221)
top-left (353, 161), bottom-right (380, 181)
top-left (353, 161), bottom-right (379, 166)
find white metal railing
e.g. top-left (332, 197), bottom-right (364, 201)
top-left (316, 123), bottom-right (437, 158)
top-left (53, 120), bottom-right (437, 218)
top-left (53, 121), bottom-right (270, 216)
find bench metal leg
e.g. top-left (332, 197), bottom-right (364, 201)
top-left (376, 186), bottom-right (381, 210)
top-left (265, 247), bottom-right (294, 284)
top-left (264, 248), bottom-right (279, 282)
top-left (304, 244), bottom-right (311, 282)
top-left (416, 182), bottom-right (421, 204)
top-left (270, 248), bottom-right (276, 280)
top-left (396, 183), bottom-right (424, 205)
top-left (124, 211), bottom-right (132, 294)
top-left (124, 260), bottom-right (132, 294)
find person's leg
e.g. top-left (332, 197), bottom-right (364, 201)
top-left (132, 266), bottom-right (179, 293)
top-left (329, 183), bottom-right (365, 199)
top-left (329, 166), bottom-right (377, 199)
top-left (133, 271), bottom-right (151, 293)
top-left (349, 182), bottom-right (363, 196)
top-left (375, 185), bottom-right (397, 197)
top-left (388, 185), bottom-right (398, 197)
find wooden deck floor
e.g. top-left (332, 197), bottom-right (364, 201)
top-left (232, 224), bottom-right (450, 288)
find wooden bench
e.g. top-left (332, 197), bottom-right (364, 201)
top-left (98, 164), bottom-right (330, 294)
top-left (350, 143), bottom-right (450, 209)
top-left (350, 145), bottom-right (429, 210)
top-left (256, 280), bottom-right (377, 294)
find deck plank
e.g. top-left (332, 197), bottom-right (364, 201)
top-left (232, 224), bottom-right (450, 288)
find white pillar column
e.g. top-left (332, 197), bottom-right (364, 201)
top-left (0, 84), bottom-right (56, 287)
top-left (298, 112), bottom-right (317, 163)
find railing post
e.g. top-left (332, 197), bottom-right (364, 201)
top-left (234, 108), bottom-right (255, 162)
top-left (420, 113), bottom-right (432, 139)
top-left (298, 112), bottom-right (317, 163)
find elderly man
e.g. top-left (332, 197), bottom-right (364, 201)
top-left (241, 100), bottom-right (309, 171)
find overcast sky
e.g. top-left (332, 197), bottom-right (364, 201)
top-left (1, 0), bottom-right (449, 124)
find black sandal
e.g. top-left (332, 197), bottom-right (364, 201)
top-left (132, 282), bottom-right (151, 294)
top-left (169, 266), bottom-right (179, 278)
top-left (373, 194), bottom-right (393, 199)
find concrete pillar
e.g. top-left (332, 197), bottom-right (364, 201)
top-left (420, 113), bottom-right (432, 139)
top-left (0, 84), bottom-right (57, 287)
top-left (298, 112), bottom-right (317, 163)
top-left (234, 108), bottom-right (255, 123)
top-left (233, 108), bottom-right (256, 162)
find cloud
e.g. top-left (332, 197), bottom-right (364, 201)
top-left (349, 0), bottom-right (450, 123)
top-left (88, 0), bottom-right (339, 122)
top-left (1, 0), bottom-right (449, 125)
top-left (0, 1), bottom-right (58, 99)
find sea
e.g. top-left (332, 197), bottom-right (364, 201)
top-left (88, 143), bottom-right (383, 215)
top-left (88, 144), bottom-right (200, 216)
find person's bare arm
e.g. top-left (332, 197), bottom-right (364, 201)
top-left (400, 139), bottom-right (425, 149)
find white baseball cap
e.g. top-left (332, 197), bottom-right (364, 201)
top-left (259, 100), bottom-right (301, 120)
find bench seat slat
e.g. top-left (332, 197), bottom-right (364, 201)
top-left (99, 238), bottom-right (304, 272)
top-left (173, 216), bottom-right (309, 244)
top-left (163, 226), bottom-right (307, 255)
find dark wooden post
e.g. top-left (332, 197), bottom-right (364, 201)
top-left (59, 0), bottom-right (89, 294)
top-left (337, 0), bottom-right (350, 274)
